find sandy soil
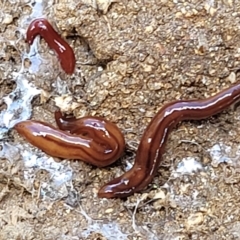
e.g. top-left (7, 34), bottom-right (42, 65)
top-left (1, 0), bottom-right (240, 239)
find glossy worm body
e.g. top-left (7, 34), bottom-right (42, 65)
top-left (26, 18), bottom-right (75, 74)
top-left (14, 82), bottom-right (240, 198)
top-left (14, 111), bottom-right (125, 167)
top-left (98, 81), bottom-right (240, 198)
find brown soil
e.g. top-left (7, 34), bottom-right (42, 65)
top-left (1, 0), bottom-right (240, 239)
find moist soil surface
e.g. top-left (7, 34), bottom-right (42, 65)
top-left (1, 1), bottom-right (240, 239)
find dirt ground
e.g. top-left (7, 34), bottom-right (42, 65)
top-left (1, 0), bottom-right (240, 239)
